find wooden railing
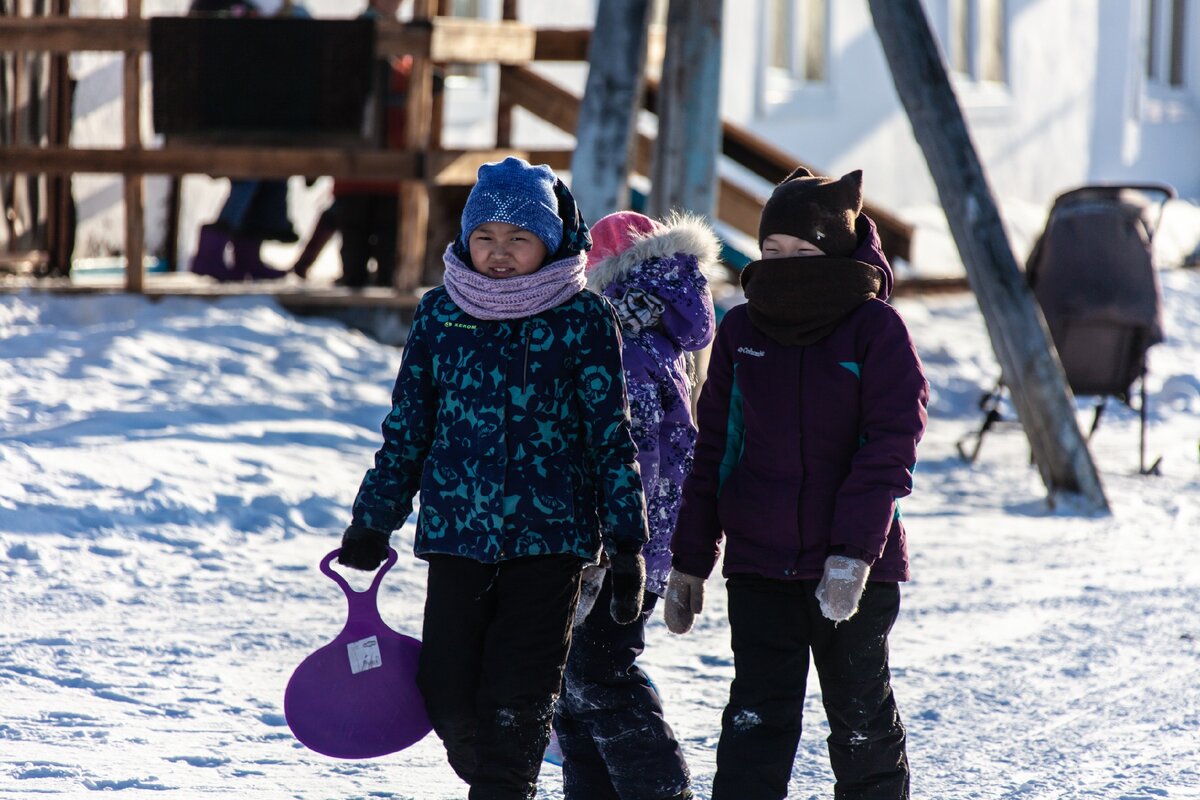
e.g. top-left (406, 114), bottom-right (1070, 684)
top-left (1, 9), bottom-right (914, 293)
top-left (0, 8), bottom-right (588, 293)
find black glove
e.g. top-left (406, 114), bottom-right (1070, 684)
top-left (608, 551), bottom-right (646, 625)
top-left (337, 524), bottom-right (390, 571)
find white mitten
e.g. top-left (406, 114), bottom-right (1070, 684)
top-left (663, 569), bottom-right (706, 634)
top-left (574, 563), bottom-right (607, 626)
top-left (814, 555), bottom-right (871, 623)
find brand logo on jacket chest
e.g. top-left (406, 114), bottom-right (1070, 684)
top-left (737, 346), bottom-right (765, 358)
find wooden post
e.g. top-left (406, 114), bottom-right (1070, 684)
top-left (647, 0), bottom-right (722, 219)
top-left (395, 0), bottom-right (436, 293)
top-left (123, 0), bottom-right (143, 293)
top-left (6, 11), bottom-right (30, 253)
top-left (569, 0), bottom-right (652, 222)
top-left (867, 0), bottom-right (1109, 512)
top-left (495, 0), bottom-right (519, 147)
top-left (46, 0), bottom-right (72, 276)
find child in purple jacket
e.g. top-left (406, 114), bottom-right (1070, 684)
top-left (553, 211), bottom-right (719, 800)
top-left (665, 168), bottom-right (929, 800)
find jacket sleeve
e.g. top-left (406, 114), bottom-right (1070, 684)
top-left (351, 296), bottom-right (439, 533)
top-left (830, 306), bottom-right (929, 563)
top-left (651, 253), bottom-right (716, 353)
top-left (669, 313), bottom-right (735, 578)
top-left (576, 300), bottom-right (649, 554)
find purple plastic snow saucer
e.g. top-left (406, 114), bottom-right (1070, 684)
top-left (284, 547), bottom-right (432, 759)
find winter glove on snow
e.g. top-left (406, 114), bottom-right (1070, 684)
top-left (608, 551), bottom-right (646, 624)
top-left (814, 555), bottom-right (871, 623)
top-left (337, 524), bottom-right (390, 571)
top-left (574, 561), bottom-right (608, 626)
top-left (663, 569), bottom-right (706, 634)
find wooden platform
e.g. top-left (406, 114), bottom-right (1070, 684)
top-left (0, 271), bottom-right (422, 309)
top-left (1, 270), bottom-right (970, 303)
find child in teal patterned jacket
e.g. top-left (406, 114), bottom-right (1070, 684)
top-left (337, 157), bottom-right (649, 800)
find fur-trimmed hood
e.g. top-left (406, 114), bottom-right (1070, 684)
top-left (586, 212), bottom-right (723, 294)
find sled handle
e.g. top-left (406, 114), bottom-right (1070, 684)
top-left (320, 547), bottom-right (399, 601)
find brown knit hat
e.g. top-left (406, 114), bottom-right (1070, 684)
top-left (757, 167), bottom-right (864, 257)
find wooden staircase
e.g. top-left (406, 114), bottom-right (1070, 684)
top-left (499, 65), bottom-right (913, 265)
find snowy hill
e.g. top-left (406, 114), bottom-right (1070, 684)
top-left (2, 269), bottom-right (1198, 799)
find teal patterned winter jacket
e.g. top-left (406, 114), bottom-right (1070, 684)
top-left (351, 286), bottom-right (649, 563)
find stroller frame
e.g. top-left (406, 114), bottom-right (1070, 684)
top-left (957, 182), bottom-right (1175, 475)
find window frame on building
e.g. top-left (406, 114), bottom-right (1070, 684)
top-left (756, 0), bottom-right (832, 116)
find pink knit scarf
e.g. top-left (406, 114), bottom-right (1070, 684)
top-left (441, 244), bottom-right (587, 320)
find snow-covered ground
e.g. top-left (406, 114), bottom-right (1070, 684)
top-left (2, 268), bottom-right (1198, 800)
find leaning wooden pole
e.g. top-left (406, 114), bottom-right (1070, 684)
top-left (569, 0), bottom-right (652, 221)
top-left (867, 0), bottom-right (1108, 512)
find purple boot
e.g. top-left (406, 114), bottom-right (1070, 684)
top-left (231, 236), bottom-right (288, 281)
top-left (190, 224), bottom-right (236, 281)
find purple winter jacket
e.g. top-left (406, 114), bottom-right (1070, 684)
top-left (670, 216), bottom-right (929, 583)
top-left (587, 215), bottom-right (719, 595)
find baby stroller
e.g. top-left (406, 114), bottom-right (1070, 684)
top-left (957, 182), bottom-right (1175, 474)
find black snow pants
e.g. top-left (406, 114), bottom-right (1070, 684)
top-left (711, 575), bottom-right (909, 800)
top-left (416, 553), bottom-right (583, 800)
top-left (554, 571), bottom-right (691, 800)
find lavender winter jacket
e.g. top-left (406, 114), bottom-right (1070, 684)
top-left (671, 216), bottom-right (928, 583)
top-left (587, 215), bottom-right (719, 595)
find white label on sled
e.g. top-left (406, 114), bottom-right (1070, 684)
top-left (347, 636), bottom-right (382, 674)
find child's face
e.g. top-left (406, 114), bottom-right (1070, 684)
top-left (468, 222), bottom-right (548, 278)
top-left (761, 233), bottom-right (826, 259)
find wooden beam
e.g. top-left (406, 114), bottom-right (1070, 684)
top-left (124, 0), bottom-right (144, 294)
top-left (0, 18), bottom-right (148, 53)
top-left (0, 251), bottom-right (49, 269)
top-left (532, 28), bottom-right (591, 61)
top-left (47, 0), bottom-right (74, 277)
top-left (428, 18), bottom-right (535, 63)
top-left (429, 149), bottom-right (572, 183)
top-left (1, 274), bottom-right (423, 307)
top-left (715, 180), bottom-right (763, 241)
top-left (378, 18), bottom-right (536, 63)
top-left (396, 0), bottom-right (437, 294)
top-left (0, 145), bottom-right (574, 183)
top-left (0, 145), bottom-right (422, 179)
top-left (868, 0), bottom-right (1108, 511)
top-left (369, 18), bottom-right (428, 59)
top-left (494, 0), bottom-right (520, 147)
top-left (499, 65), bottom-right (580, 136)
top-left (0, 17), bottom-right (539, 63)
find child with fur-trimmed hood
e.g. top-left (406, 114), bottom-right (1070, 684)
top-left (553, 211), bottom-right (718, 800)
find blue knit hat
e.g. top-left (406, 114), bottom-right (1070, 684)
top-left (459, 157), bottom-right (563, 254)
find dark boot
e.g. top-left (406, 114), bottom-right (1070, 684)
top-left (190, 224), bottom-right (235, 281)
top-left (230, 236), bottom-right (287, 281)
